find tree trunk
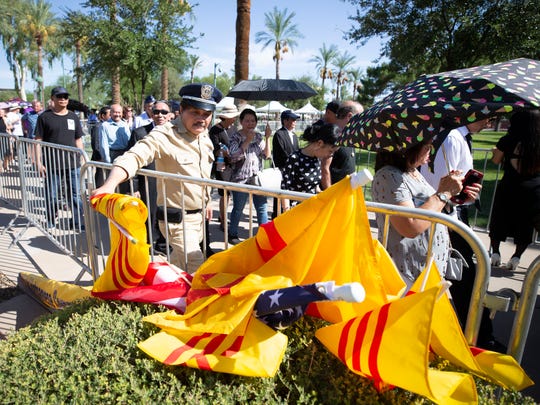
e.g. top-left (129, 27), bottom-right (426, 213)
top-left (112, 65), bottom-right (121, 104)
top-left (37, 39), bottom-right (44, 104)
top-left (76, 40), bottom-right (84, 104)
top-left (235, 0), bottom-right (251, 84)
top-left (161, 66), bottom-right (169, 100)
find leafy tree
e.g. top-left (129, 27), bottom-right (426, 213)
top-left (332, 51), bottom-right (356, 100)
top-left (357, 63), bottom-right (398, 107)
top-left (235, 0), bottom-right (251, 85)
top-left (309, 43), bottom-right (338, 96)
top-left (255, 7), bottom-right (303, 79)
top-left (345, 0), bottom-right (540, 89)
top-left (78, 0), bottom-right (194, 109)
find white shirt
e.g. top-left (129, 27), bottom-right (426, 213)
top-left (420, 126), bottom-right (473, 190)
top-left (134, 112), bottom-right (152, 129)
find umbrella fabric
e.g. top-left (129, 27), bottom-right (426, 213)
top-left (340, 58), bottom-right (540, 152)
top-left (227, 79), bottom-right (317, 101)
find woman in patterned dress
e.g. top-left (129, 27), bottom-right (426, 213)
top-left (371, 140), bottom-right (475, 288)
top-left (281, 123), bottom-right (341, 210)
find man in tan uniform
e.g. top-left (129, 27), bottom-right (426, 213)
top-left (92, 83), bottom-right (223, 273)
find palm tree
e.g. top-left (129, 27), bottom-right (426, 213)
top-left (255, 7), bottom-right (303, 79)
top-left (187, 55), bottom-right (202, 83)
top-left (309, 43), bottom-right (338, 94)
top-left (333, 51), bottom-right (356, 100)
top-left (18, 0), bottom-right (58, 103)
top-left (0, 2), bottom-right (29, 99)
top-left (60, 10), bottom-right (90, 104)
top-left (348, 67), bottom-right (363, 100)
top-left (235, 0), bottom-right (251, 84)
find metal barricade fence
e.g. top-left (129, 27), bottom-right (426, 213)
top-left (81, 161), bottom-right (491, 345)
top-left (0, 133), bottom-right (23, 210)
top-left (0, 136), bottom-right (91, 281)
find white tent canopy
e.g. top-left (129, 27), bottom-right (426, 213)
top-left (294, 101), bottom-right (320, 115)
top-left (255, 101), bottom-right (288, 113)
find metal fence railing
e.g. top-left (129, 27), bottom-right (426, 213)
top-left (0, 135), bottom-right (90, 281)
top-left (0, 134), bottom-right (537, 363)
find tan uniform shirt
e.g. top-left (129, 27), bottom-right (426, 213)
top-left (113, 117), bottom-right (213, 210)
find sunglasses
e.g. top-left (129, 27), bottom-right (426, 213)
top-left (152, 109), bottom-right (169, 116)
top-left (55, 94), bottom-right (69, 100)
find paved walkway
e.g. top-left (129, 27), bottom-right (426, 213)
top-left (0, 198), bottom-right (538, 400)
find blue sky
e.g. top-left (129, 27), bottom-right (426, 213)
top-left (0, 0), bottom-right (384, 92)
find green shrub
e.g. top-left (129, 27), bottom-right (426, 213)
top-left (0, 299), bottom-right (535, 404)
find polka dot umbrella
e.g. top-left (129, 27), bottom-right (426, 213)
top-left (339, 58), bottom-right (540, 152)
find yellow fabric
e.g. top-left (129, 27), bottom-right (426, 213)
top-left (18, 272), bottom-right (91, 310)
top-left (90, 193), bottom-right (150, 292)
top-left (141, 178), bottom-right (406, 377)
top-left (412, 263), bottom-right (533, 391)
top-left (316, 285), bottom-right (478, 404)
top-left (138, 317), bottom-right (287, 377)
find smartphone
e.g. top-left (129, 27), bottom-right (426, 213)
top-left (451, 169), bottom-right (484, 204)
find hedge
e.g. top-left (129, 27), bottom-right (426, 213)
top-left (0, 298), bottom-right (534, 404)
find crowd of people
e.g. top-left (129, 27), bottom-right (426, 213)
top-left (2, 84), bottom-right (539, 351)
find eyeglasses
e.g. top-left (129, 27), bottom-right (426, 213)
top-left (55, 94), bottom-right (69, 100)
top-left (152, 109), bottom-right (169, 116)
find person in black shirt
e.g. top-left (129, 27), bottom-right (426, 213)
top-left (35, 87), bottom-right (85, 230)
top-left (281, 123), bottom-right (341, 210)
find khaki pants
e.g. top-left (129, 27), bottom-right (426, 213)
top-left (159, 212), bottom-right (204, 274)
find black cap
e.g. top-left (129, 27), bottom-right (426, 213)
top-left (325, 101), bottom-right (339, 114)
top-left (281, 109), bottom-right (300, 121)
top-left (179, 83), bottom-right (223, 112)
top-left (51, 86), bottom-right (69, 98)
top-left (170, 100), bottom-right (180, 112)
top-left (144, 95), bottom-right (156, 105)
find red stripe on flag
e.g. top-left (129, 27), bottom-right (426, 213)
top-left (220, 335), bottom-right (243, 357)
top-left (470, 346), bottom-right (485, 356)
top-left (368, 303), bottom-right (390, 389)
top-left (256, 221), bottom-right (287, 261)
top-left (163, 332), bottom-right (212, 365)
top-left (195, 354), bottom-right (212, 371)
top-left (351, 312), bottom-right (370, 371)
top-left (191, 334), bottom-right (228, 371)
top-left (337, 318), bottom-right (356, 363)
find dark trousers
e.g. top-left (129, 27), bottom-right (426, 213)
top-left (449, 206), bottom-right (494, 344)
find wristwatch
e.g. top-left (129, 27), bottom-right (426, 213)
top-left (436, 192), bottom-right (450, 203)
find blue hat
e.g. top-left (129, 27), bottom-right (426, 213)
top-left (170, 100), bottom-right (180, 112)
top-left (179, 83), bottom-right (223, 112)
top-left (144, 95), bottom-right (156, 105)
top-left (51, 86), bottom-right (69, 97)
top-left (281, 109), bottom-right (300, 121)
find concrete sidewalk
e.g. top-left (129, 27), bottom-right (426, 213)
top-left (0, 198), bottom-right (538, 400)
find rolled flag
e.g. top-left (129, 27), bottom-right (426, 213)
top-left (90, 193), bottom-right (150, 292)
top-left (255, 281), bottom-right (365, 330)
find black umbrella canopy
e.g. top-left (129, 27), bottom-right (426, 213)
top-left (227, 79), bottom-right (317, 101)
top-left (339, 58), bottom-right (540, 152)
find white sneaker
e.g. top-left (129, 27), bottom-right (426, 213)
top-left (506, 257), bottom-right (520, 270)
top-left (491, 253), bottom-right (501, 267)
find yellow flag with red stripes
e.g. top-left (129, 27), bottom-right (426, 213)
top-left (315, 285), bottom-right (478, 404)
top-left (411, 263), bottom-right (533, 391)
top-left (141, 177), bottom-right (406, 376)
top-left (90, 193), bottom-right (150, 292)
top-left (138, 316), bottom-right (287, 377)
